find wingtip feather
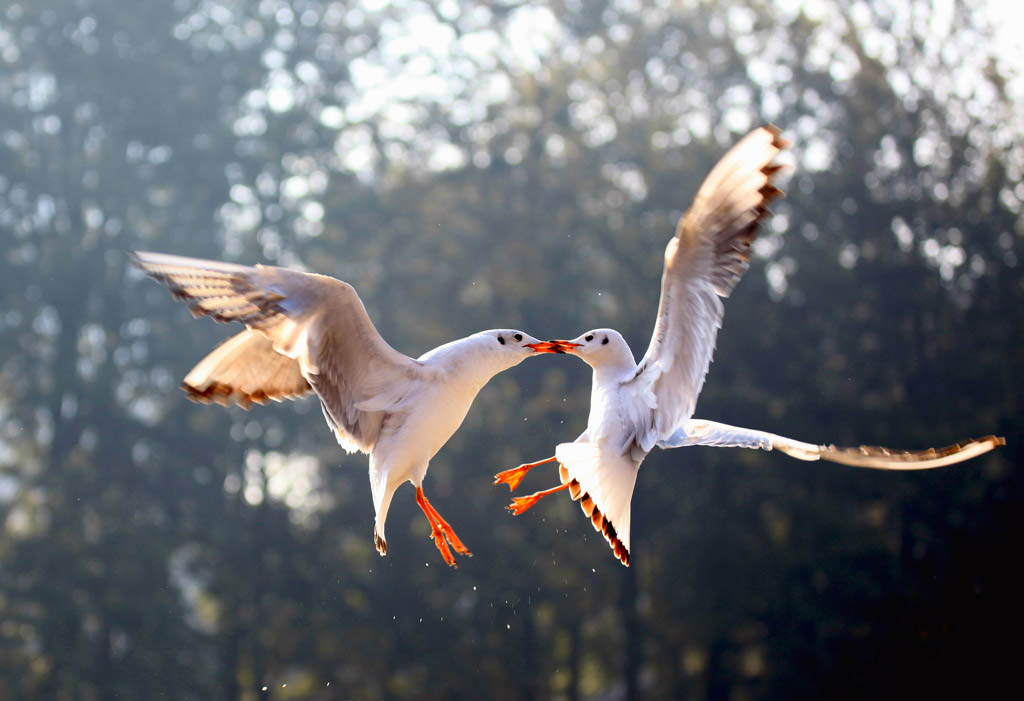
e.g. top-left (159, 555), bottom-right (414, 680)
top-left (819, 434), bottom-right (1005, 470)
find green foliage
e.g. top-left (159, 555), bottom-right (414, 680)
top-left (1, 1), bottom-right (1020, 699)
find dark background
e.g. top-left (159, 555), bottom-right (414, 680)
top-left (1, 1), bottom-right (1020, 699)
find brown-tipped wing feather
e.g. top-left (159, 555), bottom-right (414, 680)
top-left (815, 435), bottom-right (1005, 470)
top-left (182, 329), bottom-right (311, 409)
top-left (628, 126), bottom-right (789, 453)
top-left (558, 463), bottom-right (631, 567)
top-left (676, 124), bottom-right (788, 298)
top-left (131, 253), bottom-right (289, 328)
top-left (555, 441), bottom-right (639, 567)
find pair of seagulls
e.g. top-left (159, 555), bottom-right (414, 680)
top-left (133, 126), bottom-right (1003, 567)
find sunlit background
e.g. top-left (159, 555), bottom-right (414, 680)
top-left (1, 0), bottom-right (1021, 699)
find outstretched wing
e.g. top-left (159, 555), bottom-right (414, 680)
top-left (662, 419), bottom-right (1005, 470)
top-left (627, 126), bottom-right (788, 452)
top-left (132, 251), bottom-right (424, 453)
top-left (183, 329), bottom-right (311, 408)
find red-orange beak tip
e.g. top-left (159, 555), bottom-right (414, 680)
top-left (526, 341), bottom-right (566, 354)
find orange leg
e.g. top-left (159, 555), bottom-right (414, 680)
top-left (494, 456), bottom-right (557, 491)
top-left (416, 487), bottom-right (471, 567)
top-left (507, 482), bottom-right (570, 516)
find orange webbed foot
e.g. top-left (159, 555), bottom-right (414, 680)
top-left (494, 465), bottom-right (532, 491)
top-left (507, 494), bottom-right (543, 515)
top-left (493, 456), bottom-right (557, 492)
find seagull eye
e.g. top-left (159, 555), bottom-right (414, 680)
top-left (585, 334), bottom-right (594, 342)
top-left (514, 333), bottom-right (523, 342)
top-left (602, 337), bottom-right (609, 345)
top-left (497, 335), bottom-right (505, 345)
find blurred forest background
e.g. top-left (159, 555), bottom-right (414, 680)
top-left (1, 0), bottom-right (1021, 699)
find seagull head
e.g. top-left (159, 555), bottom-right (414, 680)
top-left (547, 329), bottom-right (636, 370)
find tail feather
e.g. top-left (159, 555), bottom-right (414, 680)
top-left (556, 441), bottom-right (639, 566)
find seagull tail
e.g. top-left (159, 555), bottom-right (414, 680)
top-left (555, 441), bottom-right (639, 566)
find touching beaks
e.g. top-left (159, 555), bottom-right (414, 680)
top-left (525, 341), bottom-right (581, 354)
top-left (529, 340), bottom-right (583, 354)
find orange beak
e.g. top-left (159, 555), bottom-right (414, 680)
top-left (525, 341), bottom-right (580, 354)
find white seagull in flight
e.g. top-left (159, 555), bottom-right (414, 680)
top-left (494, 125), bottom-right (1004, 566)
top-left (131, 251), bottom-right (571, 567)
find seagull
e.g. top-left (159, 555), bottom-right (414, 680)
top-left (493, 125), bottom-right (1005, 566)
top-left (131, 251), bottom-right (572, 567)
